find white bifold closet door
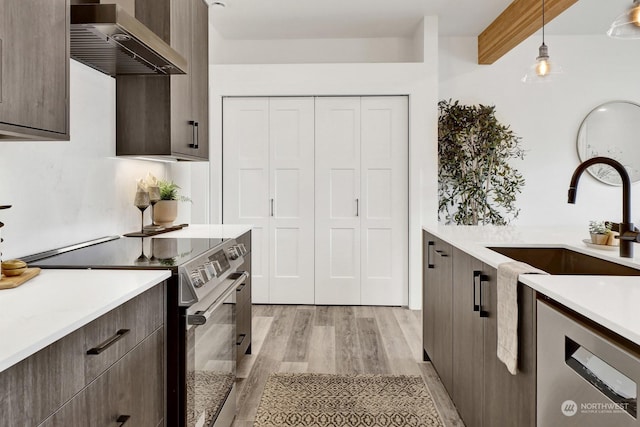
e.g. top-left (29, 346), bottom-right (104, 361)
top-left (223, 97), bottom-right (315, 304)
top-left (315, 96), bottom-right (408, 305)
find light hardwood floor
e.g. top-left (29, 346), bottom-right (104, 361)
top-left (232, 305), bottom-right (464, 427)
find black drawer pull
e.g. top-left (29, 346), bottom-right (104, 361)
top-left (435, 249), bottom-right (448, 257)
top-left (427, 241), bottom-right (435, 268)
top-left (87, 329), bottom-right (130, 355)
top-left (473, 270), bottom-right (481, 312)
top-left (117, 415), bottom-right (131, 426)
top-left (236, 283), bottom-right (246, 292)
top-left (479, 274), bottom-right (489, 318)
top-left (236, 334), bottom-right (246, 346)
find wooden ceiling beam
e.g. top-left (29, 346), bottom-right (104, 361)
top-left (478, 0), bottom-right (578, 65)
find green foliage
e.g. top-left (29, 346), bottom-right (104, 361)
top-left (438, 99), bottom-right (525, 225)
top-left (158, 180), bottom-right (191, 202)
top-left (589, 220), bottom-right (611, 235)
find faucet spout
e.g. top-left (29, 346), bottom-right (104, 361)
top-left (568, 156), bottom-right (635, 258)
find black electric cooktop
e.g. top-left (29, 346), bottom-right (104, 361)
top-left (29, 237), bottom-right (226, 270)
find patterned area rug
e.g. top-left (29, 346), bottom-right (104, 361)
top-left (254, 373), bottom-right (444, 427)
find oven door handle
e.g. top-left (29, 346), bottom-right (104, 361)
top-left (187, 271), bottom-right (249, 326)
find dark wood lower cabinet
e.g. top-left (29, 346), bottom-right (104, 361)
top-left (0, 284), bottom-right (166, 427)
top-left (423, 232), bottom-right (536, 427)
top-left (482, 266), bottom-right (536, 427)
top-left (451, 247), bottom-right (484, 427)
top-left (41, 328), bottom-right (164, 427)
top-left (422, 231), bottom-right (454, 394)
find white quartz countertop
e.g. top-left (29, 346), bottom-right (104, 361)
top-left (423, 225), bottom-right (640, 345)
top-left (153, 223), bottom-right (251, 239)
top-left (0, 269), bottom-right (170, 373)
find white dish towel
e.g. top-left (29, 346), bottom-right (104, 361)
top-left (497, 261), bottom-right (547, 375)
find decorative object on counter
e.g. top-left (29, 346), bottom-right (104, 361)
top-left (154, 180), bottom-right (191, 227)
top-left (123, 223), bottom-right (189, 238)
top-left (608, 0), bottom-right (640, 39)
top-left (144, 173), bottom-right (163, 232)
top-left (582, 239), bottom-right (618, 251)
top-left (1, 259), bottom-right (27, 277)
top-left (0, 267), bottom-right (41, 290)
top-left (133, 179), bottom-right (150, 234)
top-left (438, 99), bottom-right (525, 225)
top-left (588, 220), bottom-right (613, 245)
top-left (576, 101), bottom-right (640, 186)
top-left (569, 156), bottom-right (640, 258)
top-left (0, 205), bottom-right (11, 278)
top-left (521, 0), bottom-right (563, 83)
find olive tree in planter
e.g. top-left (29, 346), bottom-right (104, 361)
top-left (438, 99), bottom-right (526, 225)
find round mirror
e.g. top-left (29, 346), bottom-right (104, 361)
top-left (577, 101), bottom-right (640, 186)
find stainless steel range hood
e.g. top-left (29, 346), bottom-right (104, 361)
top-left (70, 3), bottom-right (187, 76)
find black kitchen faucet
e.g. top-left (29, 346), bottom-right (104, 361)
top-left (568, 156), bottom-right (640, 258)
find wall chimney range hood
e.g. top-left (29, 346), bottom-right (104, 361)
top-left (70, 3), bottom-right (187, 76)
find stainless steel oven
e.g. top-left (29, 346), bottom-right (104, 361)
top-left (185, 271), bottom-right (248, 427)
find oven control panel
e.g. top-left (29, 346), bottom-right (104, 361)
top-left (179, 239), bottom-right (245, 306)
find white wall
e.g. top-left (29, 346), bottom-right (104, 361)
top-left (0, 61), bottom-right (168, 258)
top-left (439, 34), bottom-right (640, 227)
top-left (209, 17), bottom-right (439, 309)
top-left (210, 36), bottom-right (420, 64)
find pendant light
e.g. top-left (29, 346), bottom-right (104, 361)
top-left (607, 0), bottom-right (640, 39)
top-left (521, 0), bottom-right (563, 83)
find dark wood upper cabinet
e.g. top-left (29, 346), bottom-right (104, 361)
top-left (0, 0), bottom-right (69, 140)
top-left (116, 0), bottom-right (209, 160)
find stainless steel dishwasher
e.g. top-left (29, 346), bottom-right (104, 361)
top-left (538, 299), bottom-right (640, 426)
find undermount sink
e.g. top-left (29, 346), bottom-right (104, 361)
top-left (487, 246), bottom-right (640, 276)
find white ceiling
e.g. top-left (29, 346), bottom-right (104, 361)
top-left (209, 0), bottom-right (631, 40)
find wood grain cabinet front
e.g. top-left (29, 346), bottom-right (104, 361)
top-left (0, 282), bottom-right (166, 427)
top-left (40, 328), bottom-right (165, 427)
top-left (422, 233), bottom-right (536, 427)
top-left (0, 0), bottom-right (69, 140)
top-left (116, 0), bottom-right (209, 160)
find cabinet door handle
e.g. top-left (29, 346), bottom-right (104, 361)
top-left (435, 249), bottom-right (448, 257)
top-left (189, 120), bottom-right (199, 149)
top-left (87, 329), bottom-right (130, 355)
top-left (236, 333), bottom-right (246, 346)
top-left (270, 198), bottom-right (274, 217)
top-left (473, 270), bottom-right (481, 312)
top-left (479, 274), bottom-right (489, 318)
top-left (117, 415), bottom-right (131, 426)
top-left (236, 283), bottom-right (245, 292)
top-left (427, 241), bottom-right (436, 268)
top-left (427, 241), bottom-right (434, 269)
top-left (356, 198), bottom-right (359, 217)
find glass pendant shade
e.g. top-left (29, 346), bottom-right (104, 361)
top-left (521, 0), bottom-right (563, 84)
top-left (607, 0), bottom-right (640, 39)
top-left (521, 43), bottom-right (564, 83)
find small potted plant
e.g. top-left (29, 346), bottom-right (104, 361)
top-left (589, 220), bottom-right (612, 245)
top-left (153, 180), bottom-right (191, 227)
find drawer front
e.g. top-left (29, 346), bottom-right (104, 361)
top-left (0, 328), bottom-right (85, 427)
top-left (84, 283), bottom-right (164, 382)
top-left (40, 327), bottom-right (165, 427)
